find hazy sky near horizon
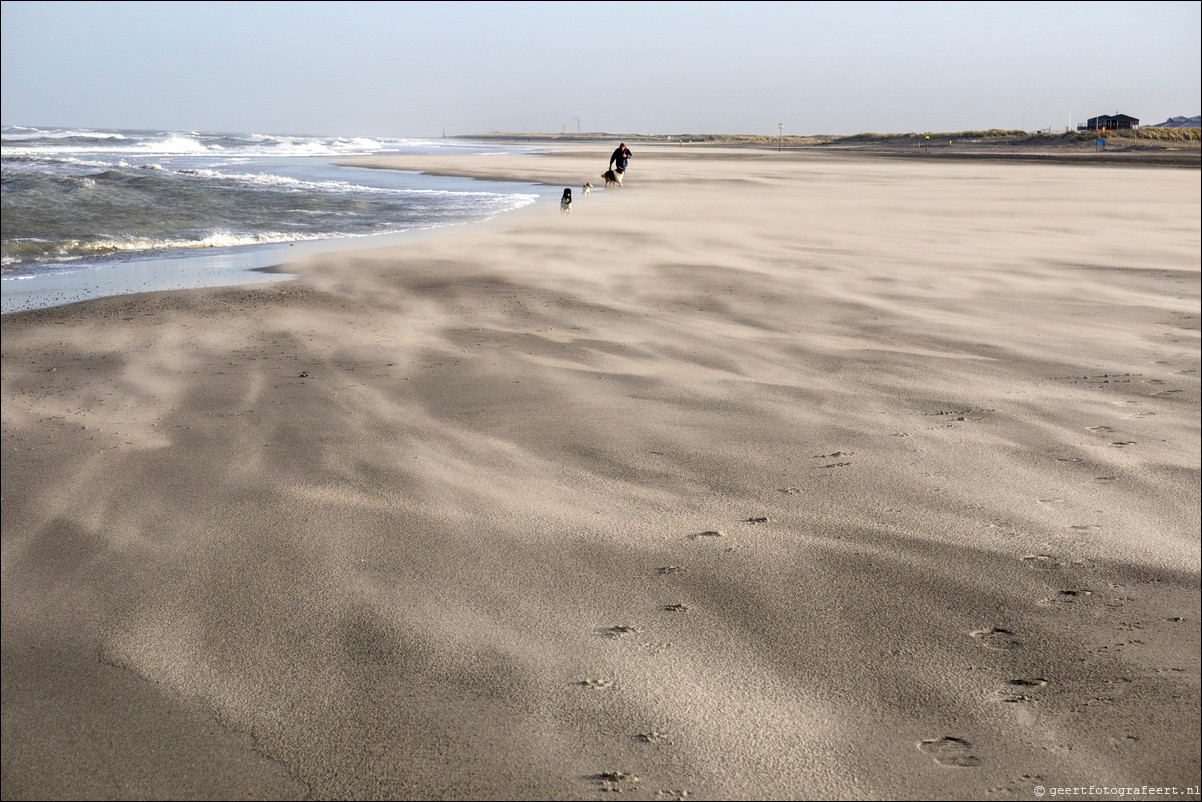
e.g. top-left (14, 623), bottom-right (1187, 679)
top-left (2, 1), bottom-right (1199, 137)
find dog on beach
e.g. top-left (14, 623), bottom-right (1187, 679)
top-left (560, 187), bottom-right (573, 214)
top-left (582, 182), bottom-right (592, 198)
top-left (602, 169), bottom-right (623, 188)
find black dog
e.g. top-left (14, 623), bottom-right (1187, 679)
top-left (560, 187), bottom-right (573, 214)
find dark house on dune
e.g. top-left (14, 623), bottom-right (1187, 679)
top-left (1078, 113), bottom-right (1139, 131)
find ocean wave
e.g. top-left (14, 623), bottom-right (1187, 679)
top-left (2, 127), bottom-right (544, 281)
top-left (1, 126), bottom-right (129, 141)
top-left (180, 167), bottom-right (519, 197)
top-left (1, 187), bottom-right (537, 269)
top-left (1, 128), bottom-right (402, 159)
top-left (0, 134), bottom-right (209, 157)
top-left (1, 230), bottom-right (345, 266)
top-left (246, 132), bottom-right (391, 155)
top-left (2, 127), bottom-right (545, 163)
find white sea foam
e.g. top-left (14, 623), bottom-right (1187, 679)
top-left (183, 167), bottom-right (517, 198)
top-left (1, 127), bottom-right (128, 141)
top-left (2, 136), bottom-right (208, 157)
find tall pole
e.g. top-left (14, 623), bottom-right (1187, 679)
top-left (778, 122), bottom-right (783, 152)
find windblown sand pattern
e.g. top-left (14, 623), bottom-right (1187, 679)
top-left (2, 144), bottom-right (1198, 799)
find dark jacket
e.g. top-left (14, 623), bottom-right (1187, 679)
top-left (609, 146), bottom-right (631, 170)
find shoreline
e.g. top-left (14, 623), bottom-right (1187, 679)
top-left (3, 147), bottom-right (1198, 799)
top-left (1, 142), bottom-right (550, 316)
top-left (0, 195), bottom-right (550, 317)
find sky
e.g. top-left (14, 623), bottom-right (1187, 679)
top-left (2, 1), bottom-right (1199, 138)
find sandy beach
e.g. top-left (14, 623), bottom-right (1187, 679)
top-left (2, 145), bottom-right (1199, 800)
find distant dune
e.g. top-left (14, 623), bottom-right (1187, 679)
top-left (1150, 115), bottom-right (1202, 127)
top-left (459, 129), bottom-right (1200, 167)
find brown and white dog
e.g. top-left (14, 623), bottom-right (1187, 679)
top-left (582, 182), bottom-right (592, 198)
top-left (602, 169), bottom-right (623, 188)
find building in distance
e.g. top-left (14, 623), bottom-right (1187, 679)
top-left (1078, 113), bottom-right (1139, 131)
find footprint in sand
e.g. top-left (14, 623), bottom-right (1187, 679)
top-left (579, 678), bottom-right (615, 690)
top-left (603, 625), bottom-right (640, 639)
top-left (815, 452), bottom-right (854, 468)
top-left (663, 603), bottom-right (691, 613)
top-left (745, 516), bottom-right (770, 524)
top-left (658, 566), bottom-right (686, 575)
top-left (996, 678), bottom-right (1048, 703)
top-left (778, 487), bottom-right (803, 495)
top-left (1021, 554), bottom-right (1062, 570)
top-left (918, 736), bottom-right (982, 767)
top-left (1087, 426), bottom-right (1115, 432)
top-left (1110, 441), bottom-right (1137, 448)
top-left (1039, 589), bottom-right (1093, 607)
top-left (635, 731), bottom-right (672, 744)
top-left (593, 771), bottom-right (640, 792)
top-left (688, 530), bottom-right (726, 540)
top-left (971, 627), bottom-right (1021, 650)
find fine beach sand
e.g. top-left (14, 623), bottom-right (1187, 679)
top-left (2, 145), bottom-right (1199, 800)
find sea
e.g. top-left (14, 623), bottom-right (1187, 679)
top-left (1, 126), bottom-right (548, 314)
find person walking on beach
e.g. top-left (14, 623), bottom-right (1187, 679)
top-left (609, 142), bottom-right (632, 175)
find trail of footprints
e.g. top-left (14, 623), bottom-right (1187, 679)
top-left (580, 511), bottom-right (773, 795)
top-left (583, 419), bottom-right (1179, 788)
top-left (918, 415), bottom-right (1171, 773)
top-left (916, 553), bottom-right (1087, 770)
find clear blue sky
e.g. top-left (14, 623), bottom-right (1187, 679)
top-left (2, 0), bottom-right (1198, 137)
